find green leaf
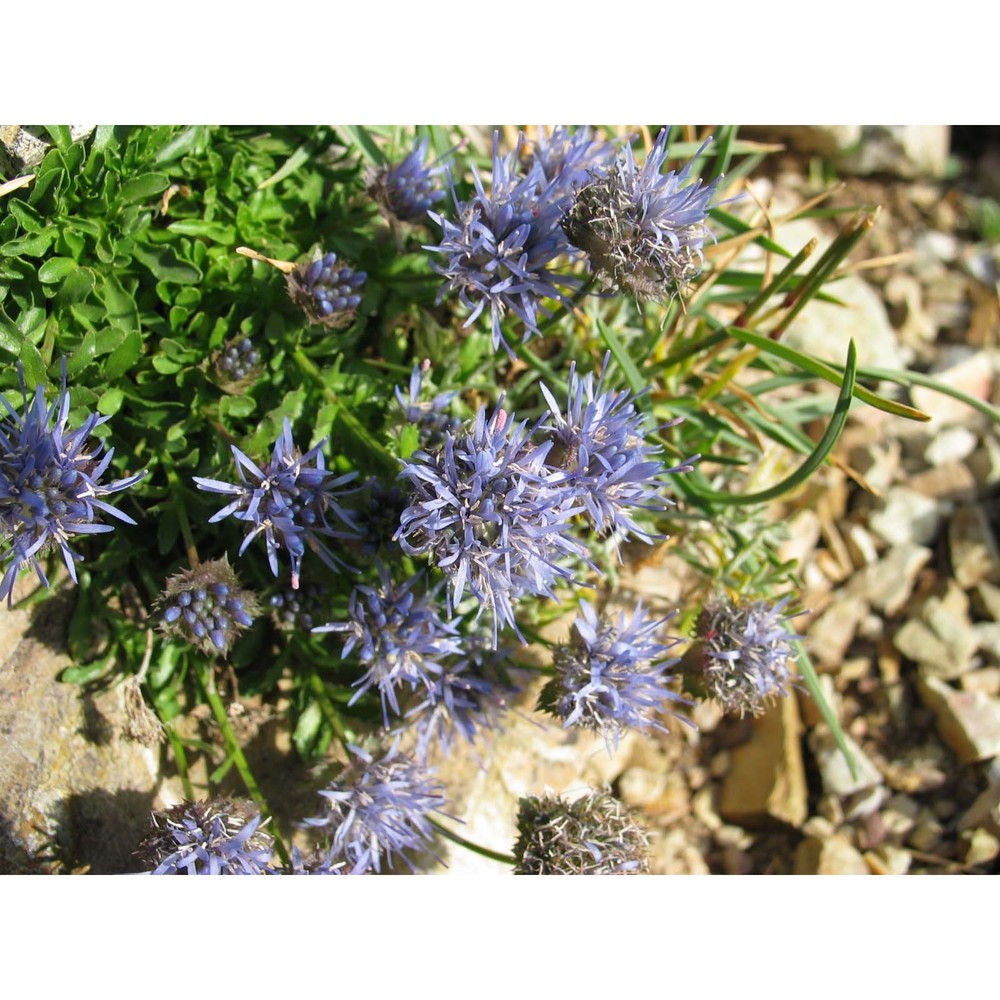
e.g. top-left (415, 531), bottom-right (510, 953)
top-left (688, 340), bottom-right (858, 505)
top-left (399, 423), bottom-right (420, 459)
top-left (257, 144), bottom-right (311, 189)
top-left (6, 199), bottom-right (45, 233)
top-left (292, 701), bottom-right (323, 760)
top-left (60, 656), bottom-right (114, 685)
top-left (37, 257), bottom-right (78, 283)
top-left (724, 324), bottom-right (930, 422)
top-left (165, 219), bottom-right (236, 243)
top-left (97, 386), bottom-right (124, 415)
top-left (794, 641), bottom-right (857, 780)
top-left (339, 125), bottom-right (387, 166)
top-left (54, 267), bottom-right (97, 306)
top-left (1, 230), bottom-right (56, 257)
top-left (18, 339), bottom-right (48, 387)
top-left (66, 331), bottom-right (98, 376)
top-left (595, 316), bottom-right (652, 413)
top-left (220, 394), bottom-right (256, 419)
top-left (104, 329), bottom-right (143, 380)
top-left (98, 273), bottom-right (140, 332)
top-left (43, 125), bottom-right (72, 151)
top-left (118, 173), bottom-right (171, 205)
top-left (131, 242), bottom-right (202, 284)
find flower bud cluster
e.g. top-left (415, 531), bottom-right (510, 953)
top-left (157, 556), bottom-right (259, 656)
top-left (286, 251), bottom-right (366, 328)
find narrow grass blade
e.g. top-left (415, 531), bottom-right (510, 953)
top-left (794, 640), bottom-right (858, 780)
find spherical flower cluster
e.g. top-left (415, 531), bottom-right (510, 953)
top-left (426, 131), bottom-right (578, 355)
top-left (405, 631), bottom-right (518, 760)
top-left (193, 418), bottom-right (359, 588)
top-left (136, 798), bottom-right (273, 875)
top-left (157, 556), bottom-right (259, 656)
top-left (286, 251), bottom-right (366, 329)
top-left (562, 128), bottom-right (721, 299)
top-left (367, 137), bottom-right (447, 224)
top-left (213, 335), bottom-right (262, 390)
top-left (540, 353), bottom-right (698, 549)
top-left (313, 566), bottom-right (462, 722)
top-left (538, 599), bottom-right (686, 750)
top-left (302, 741), bottom-right (446, 874)
top-left (695, 594), bottom-right (802, 717)
top-left (512, 790), bottom-right (649, 875)
top-left (269, 581), bottom-right (329, 632)
top-left (395, 400), bottom-right (589, 645)
top-left (0, 363), bottom-right (144, 604)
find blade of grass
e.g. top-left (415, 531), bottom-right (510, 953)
top-left (685, 340), bottom-right (858, 505)
top-left (794, 640), bottom-right (858, 780)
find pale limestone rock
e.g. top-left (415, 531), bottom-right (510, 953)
top-left (910, 347), bottom-right (995, 428)
top-left (963, 828), bottom-right (1000, 867)
top-left (863, 845), bottom-right (912, 875)
top-left (846, 543), bottom-right (931, 616)
top-left (868, 486), bottom-right (943, 547)
top-left (918, 676), bottom-right (1000, 763)
top-left (795, 834), bottom-right (870, 874)
top-left (805, 594), bottom-right (867, 668)
top-left (0, 589), bottom-right (165, 873)
top-left (958, 782), bottom-right (1000, 837)
top-left (719, 695), bottom-right (807, 829)
top-left (949, 505), bottom-right (1000, 589)
top-left (809, 727), bottom-right (883, 797)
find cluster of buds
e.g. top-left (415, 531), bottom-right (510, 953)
top-left (157, 556), bottom-right (259, 656)
top-left (213, 335), bottom-right (263, 391)
top-left (286, 251), bottom-right (366, 328)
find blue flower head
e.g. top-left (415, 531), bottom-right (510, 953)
top-left (427, 131), bottom-right (578, 355)
top-left (303, 740), bottom-right (446, 875)
top-left (0, 362), bottom-right (144, 604)
top-left (287, 251), bottom-right (366, 329)
top-left (157, 555), bottom-right (259, 656)
top-left (395, 400), bottom-right (588, 645)
top-left (193, 418), bottom-right (359, 589)
top-left (313, 565), bottom-right (462, 723)
top-left (269, 581), bottom-right (329, 632)
top-left (405, 630), bottom-right (519, 760)
top-left (539, 599), bottom-right (688, 750)
top-left (696, 595), bottom-right (803, 717)
top-left (540, 353), bottom-right (698, 550)
top-left (367, 137), bottom-right (447, 223)
top-left (137, 798), bottom-right (274, 875)
top-left (513, 790), bottom-right (650, 875)
top-left (562, 128), bottom-right (721, 298)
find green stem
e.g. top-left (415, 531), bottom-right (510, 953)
top-left (429, 817), bottom-right (516, 866)
top-left (160, 453), bottom-right (200, 567)
top-left (308, 670), bottom-right (350, 744)
top-left (291, 349), bottom-right (398, 476)
top-left (165, 725), bottom-right (196, 802)
top-left (195, 660), bottom-right (291, 868)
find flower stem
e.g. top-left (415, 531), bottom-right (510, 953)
top-left (429, 817), bottom-right (516, 866)
top-left (160, 454), bottom-right (200, 568)
top-left (291, 349), bottom-right (398, 476)
top-left (194, 659), bottom-right (291, 868)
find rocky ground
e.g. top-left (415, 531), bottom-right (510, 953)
top-left (2, 126), bottom-right (998, 875)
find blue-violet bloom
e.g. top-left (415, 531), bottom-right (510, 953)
top-left (367, 137), bottom-right (447, 223)
top-left (539, 599), bottom-right (687, 750)
top-left (562, 127), bottom-right (721, 298)
top-left (303, 740), bottom-right (446, 875)
top-left (193, 418), bottom-right (359, 589)
top-left (0, 363), bottom-right (144, 604)
top-left (286, 251), bottom-right (366, 329)
top-left (426, 131), bottom-right (578, 355)
top-left (138, 798), bottom-right (273, 875)
top-left (395, 400), bottom-right (588, 645)
top-left (540, 354), bottom-right (697, 549)
top-left (313, 565), bottom-right (462, 723)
